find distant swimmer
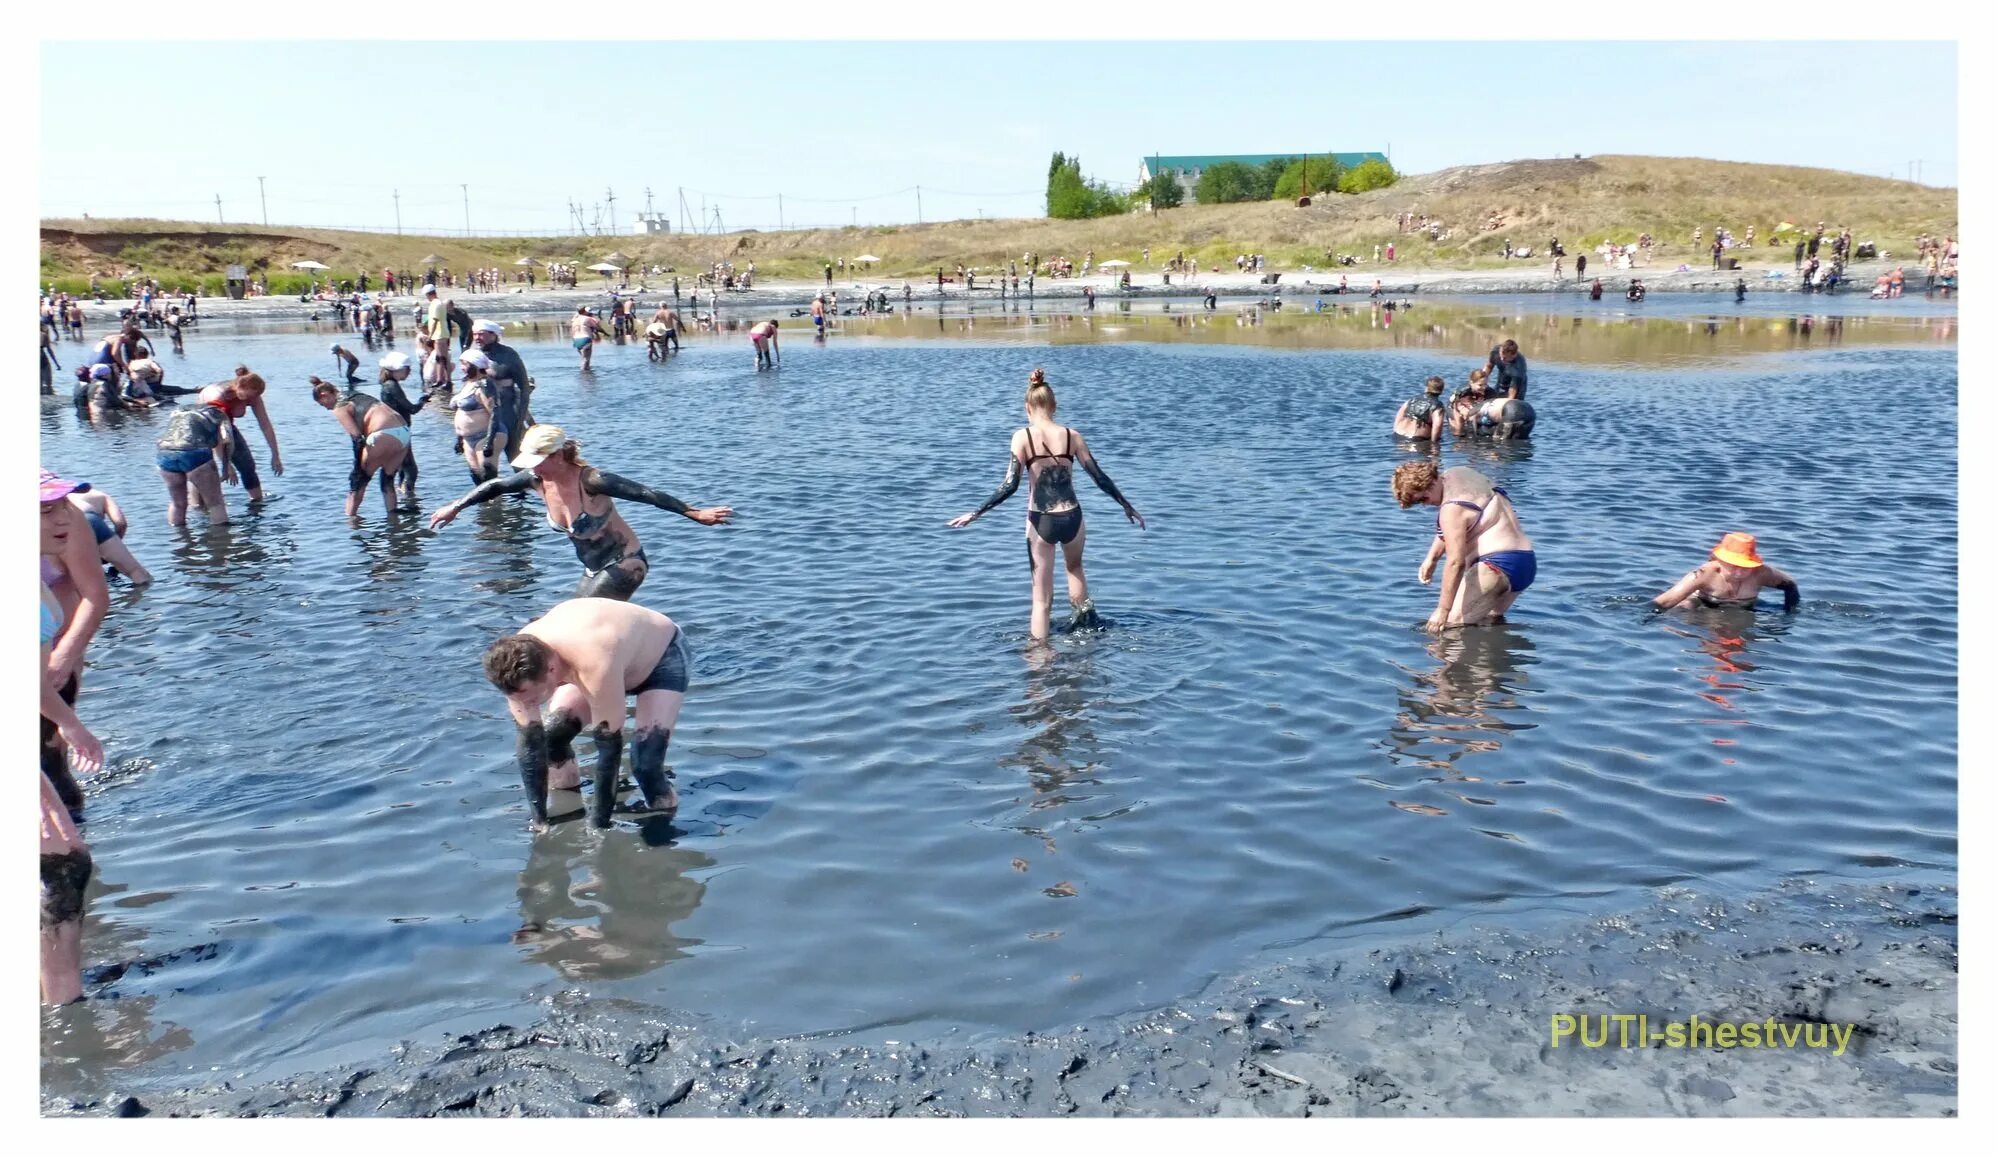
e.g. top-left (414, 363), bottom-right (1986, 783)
top-left (1735, 278), bottom-right (1749, 303)
top-left (648, 302), bottom-right (683, 356)
top-left (948, 368), bottom-right (1146, 641)
top-left (1393, 461), bottom-right (1536, 632)
top-left (331, 343), bottom-right (363, 385)
top-left (1393, 376), bottom-right (1447, 440)
top-left (571, 307), bottom-right (607, 370)
top-left (749, 319), bottom-right (780, 370)
top-left (428, 425), bottom-right (733, 601)
top-left (310, 378), bottom-right (412, 519)
top-left (1652, 533), bottom-right (1799, 612)
top-left (1626, 279), bottom-right (1647, 302)
top-left (482, 597), bottom-right (693, 831)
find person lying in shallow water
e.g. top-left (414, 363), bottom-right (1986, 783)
top-left (427, 425), bottom-right (733, 601)
top-left (482, 597), bottom-right (693, 832)
top-left (1652, 533), bottom-right (1799, 612)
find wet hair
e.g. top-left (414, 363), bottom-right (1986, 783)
top-left (1391, 460), bottom-right (1441, 508)
top-left (1467, 367), bottom-right (1490, 390)
top-left (1424, 376), bottom-right (1444, 395)
top-left (483, 634), bottom-right (555, 693)
top-left (1025, 368), bottom-right (1055, 413)
top-left (308, 376), bottom-right (339, 403)
top-left (232, 367), bottom-right (267, 397)
top-left (1499, 339), bottom-right (1519, 356)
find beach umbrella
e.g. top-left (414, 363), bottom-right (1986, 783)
top-left (854, 254), bottom-right (881, 263)
top-left (290, 259), bottom-right (330, 270)
top-left (513, 257), bottom-right (537, 266)
top-left (587, 262), bottom-right (623, 273)
top-left (419, 253), bottom-right (444, 265)
top-left (1099, 259), bottom-right (1131, 268)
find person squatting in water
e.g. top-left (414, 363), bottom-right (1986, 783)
top-left (482, 598), bottom-right (693, 832)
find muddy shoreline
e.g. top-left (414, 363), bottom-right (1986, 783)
top-left (46, 878), bottom-right (1955, 1118)
top-left (58, 258), bottom-right (1948, 326)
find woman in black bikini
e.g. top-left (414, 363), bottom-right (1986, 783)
top-left (426, 424), bottom-right (733, 601)
top-left (949, 368), bottom-right (1145, 640)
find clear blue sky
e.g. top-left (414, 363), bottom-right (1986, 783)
top-left (39, 41), bottom-right (1957, 234)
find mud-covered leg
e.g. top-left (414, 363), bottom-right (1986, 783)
top-left (634, 686), bottom-right (687, 812)
top-left (589, 724), bottom-right (626, 829)
top-left (514, 721), bottom-right (550, 829)
top-left (41, 848), bottom-right (92, 1005)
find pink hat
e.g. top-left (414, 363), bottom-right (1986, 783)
top-left (40, 469), bottom-right (90, 502)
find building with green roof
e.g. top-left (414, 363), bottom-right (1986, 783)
top-left (1139, 152), bottom-right (1388, 202)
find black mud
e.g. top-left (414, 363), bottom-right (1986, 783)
top-left (46, 879), bottom-right (1955, 1117)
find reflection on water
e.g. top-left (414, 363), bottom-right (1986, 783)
top-left (514, 824), bottom-right (712, 983)
top-left (1383, 625), bottom-right (1540, 777)
top-left (826, 295), bottom-right (1955, 365)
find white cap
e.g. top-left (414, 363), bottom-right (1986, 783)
top-left (472, 319), bottom-right (504, 336)
top-left (379, 352), bottom-right (411, 371)
top-left (458, 349), bottom-right (492, 370)
top-left (422, 284), bottom-right (438, 295)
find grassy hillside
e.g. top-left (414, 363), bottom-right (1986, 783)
top-left (40, 155), bottom-right (1957, 295)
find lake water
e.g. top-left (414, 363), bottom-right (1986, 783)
top-left (37, 298), bottom-right (1959, 1098)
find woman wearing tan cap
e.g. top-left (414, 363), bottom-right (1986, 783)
top-left (1652, 534), bottom-right (1800, 612)
top-left (427, 425), bottom-right (733, 600)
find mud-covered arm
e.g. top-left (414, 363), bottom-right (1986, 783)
top-left (970, 455), bottom-right (1024, 518)
top-left (450, 470), bottom-right (537, 511)
top-left (1077, 445), bottom-right (1133, 511)
top-left (1764, 565), bottom-right (1801, 612)
top-left (514, 721), bottom-right (550, 826)
top-left (379, 376), bottom-right (426, 418)
top-left (585, 469), bottom-right (693, 517)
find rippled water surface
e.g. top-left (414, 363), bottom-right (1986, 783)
top-left (38, 309), bottom-right (1958, 1096)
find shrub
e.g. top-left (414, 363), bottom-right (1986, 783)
top-left (1337, 158), bottom-right (1399, 194)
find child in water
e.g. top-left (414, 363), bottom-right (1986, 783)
top-left (1652, 533), bottom-right (1799, 612)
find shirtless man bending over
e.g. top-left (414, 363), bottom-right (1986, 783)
top-left (483, 598), bottom-right (692, 832)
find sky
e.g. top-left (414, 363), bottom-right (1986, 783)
top-left (38, 41), bottom-right (1958, 236)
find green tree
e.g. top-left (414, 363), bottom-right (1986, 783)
top-left (1336, 158), bottom-right (1400, 194)
top-left (1194, 161), bottom-right (1260, 204)
top-left (1047, 152), bottom-right (1132, 219)
top-left (1141, 170), bottom-right (1184, 210)
top-left (1255, 158), bottom-right (1292, 199)
top-left (1273, 157), bottom-right (1344, 200)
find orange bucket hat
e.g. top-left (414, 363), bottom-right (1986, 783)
top-left (1711, 532), bottom-right (1764, 569)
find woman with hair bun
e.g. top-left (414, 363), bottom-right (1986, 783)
top-left (949, 368), bottom-right (1145, 640)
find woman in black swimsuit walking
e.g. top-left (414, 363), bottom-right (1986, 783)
top-left (949, 368), bottom-right (1145, 640)
top-left (426, 424), bottom-right (733, 601)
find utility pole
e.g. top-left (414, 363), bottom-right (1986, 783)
top-left (606, 186), bottom-right (617, 235)
top-left (215, 194), bottom-right (224, 223)
top-left (916, 185), bottom-right (922, 224)
top-left (461, 184), bottom-right (470, 236)
top-left (852, 206), bottom-right (857, 227)
top-left (258, 176), bottom-right (267, 225)
top-left (393, 189), bottom-right (402, 234)
top-left (678, 187), bottom-right (689, 235)
top-left (778, 193), bottom-right (784, 230)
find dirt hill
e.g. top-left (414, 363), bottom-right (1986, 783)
top-left (40, 155), bottom-right (1956, 293)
